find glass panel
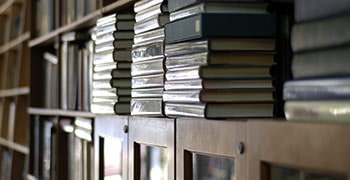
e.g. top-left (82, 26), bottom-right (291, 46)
top-left (103, 137), bottom-right (123, 180)
top-left (192, 153), bottom-right (235, 180)
top-left (140, 145), bottom-right (168, 180)
top-left (269, 165), bottom-right (346, 180)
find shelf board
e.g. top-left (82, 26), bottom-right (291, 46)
top-left (29, 10), bottom-right (101, 47)
top-left (101, 0), bottom-right (135, 14)
top-left (0, 87), bottom-right (30, 97)
top-left (28, 107), bottom-right (95, 118)
top-left (0, 137), bottom-right (29, 154)
top-left (0, 31), bottom-right (30, 54)
top-left (0, 0), bottom-right (21, 15)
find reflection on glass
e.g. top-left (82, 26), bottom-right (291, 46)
top-left (192, 153), bottom-right (235, 180)
top-left (103, 137), bottom-right (123, 180)
top-left (140, 145), bottom-right (168, 180)
top-left (269, 165), bottom-right (346, 180)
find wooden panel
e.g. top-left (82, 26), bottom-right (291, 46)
top-left (176, 118), bottom-right (246, 180)
top-left (94, 115), bottom-right (128, 180)
top-left (128, 117), bottom-right (175, 180)
top-left (247, 120), bottom-right (350, 180)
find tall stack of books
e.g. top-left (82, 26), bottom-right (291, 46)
top-left (92, 13), bottom-right (135, 114)
top-left (283, 0), bottom-right (350, 123)
top-left (129, 0), bottom-right (169, 116)
top-left (163, 1), bottom-right (277, 119)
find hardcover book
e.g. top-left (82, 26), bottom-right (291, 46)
top-left (163, 89), bottom-right (274, 103)
top-left (165, 38), bottom-right (276, 57)
top-left (165, 13), bottom-right (275, 44)
top-left (132, 87), bottom-right (164, 98)
top-left (133, 27), bottom-right (165, 44)
top-left (134, 13), bottom-right (169, 34)
top-left (131, 57), bottom-right (164, 76)
top-left (164, 78), bottom-right (273, 90)
top-left (283, 78), bottom-right (350, 100)
top-left (132, 39), bottom-right (165, 62)
top-left (165, 51), bottom-right (274, 70)
top-left (164, 102), bottom-right (274, 118)
top-left (165, 65), bottom-right (272, 80)
top-left (114, 102), bottom-right (131, 115)
top-left (134, 0), bottom-right (164, 13)
top-left (131, 98), bottom-right (163, 116)
top-left (170, 2), bottom-right (268, 21)
top-left (135, 1), bottom-right (168, 22)
top-left (110, 78), bottom-right (132, 88)
top-left (292, 46), bottom-right (350, 79)
top-left (132, 73), bottom-right (164, 88)
top-left (291, 14), bottom-right (350, 53)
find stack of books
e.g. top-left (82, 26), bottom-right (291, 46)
top-left (92, 13), bottom-right (135, 114)
top-left (130, 0), bottom-right (169, 116)
top-left (283, 0), bottom-right (350, 123)
top-left (163, 1), bottom-right (276, 119)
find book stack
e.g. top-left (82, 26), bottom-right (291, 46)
top-left (283, 0), bottom-right (350, 123)
top-left (163, 1), bottom-right (277, 119)
top-left (92, 13), bottom-right (135, 114)
top-left (129, 0), bottom-right (169, 116)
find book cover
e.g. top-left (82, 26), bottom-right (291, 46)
top-left (164, 78), bottom-right (273, 90)
top-left (292, 46), bottom-right (350, 79)
top-left (132, 73), bottom-right (164, 89)
top-left (131, 98), bottom-right (163, 116)
top-left (134, 0), bottom-right (164, 13)
top-left (134, 27), bottom-right (165, 44)
top-left (96, 21), bottom-right (135, 36)
top-left (135, 1), bottom-right (168, 22)
top-left (168, 0), bottom-right (264, 13)
top-left (165, 51), bottom-right (274, 70)
top-left (113, 49), bottom-right (132, 62)
top-left (164, 102), bottom-right (273, 119)
top-left (283, 78), bottom-right (350, 100)
top-left (111, 69), bottom-right (131, 78)
top-left (94, 62), bottom-right (116, 72)
top-left (163, 89), bottom-right (274, 103)
top-left (90, 103), bottom-right (115, 114)
top-left (131, 87), bottom-right (164, 98)
top-left (117, 88), bottom-right (132, 96)
top-left (165, 65), bottom-right (272, 81)
top-left (295, 0), bottom-right (350, 22)
top-left (113, 39), bottom-right (133, 49)
top-left (131, 57), bottom-right (164, 76)
top-left (114, 102), bottom-right (131, 115)
top-left (132, 38), bottom-right (165, 62)
top-left (134, 13), bottom-right (169, 34)
top-left (291, 15), bottom-right (350, 53)
top-left (110, 78), bottom-right (132, 88)
top-left (165, 13), bottom-right (275, 44)
top-left (170, 2), bottom-right (268, 21)
top-left (94, 50), bottom-right (114, 65)
top-left (165, 38), bottom-right (275, 57)
top-left (285, 100), bottom-right (350, 123)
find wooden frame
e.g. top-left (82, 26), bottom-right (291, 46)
top-left (94, 115), bottom-right (128, 180)
top-left (247, 120), bottom-right (350, 180)
top-left (176, 118), bottom-right (246, 180)
top-left (128, 116), bottom-right (175, 180)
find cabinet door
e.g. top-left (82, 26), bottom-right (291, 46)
top-left (247, 120), bottom-right (350, 180)
top-left (177, 118), bottom-right (246, 180)
top-left (94, 115), bottom-right (128, 180)
top-left (129, 117), bottom-right (175, 180)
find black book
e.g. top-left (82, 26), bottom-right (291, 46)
top-left (165, 13), bottom-right (276, 44)
top-left (295, 0), bottom-right (350, 22)
top-left (168, 0), bottom-right (264, 13)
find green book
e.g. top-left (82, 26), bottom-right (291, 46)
top-left (165, 13), bottom-right (275, 44)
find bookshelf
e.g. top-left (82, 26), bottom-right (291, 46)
top-left (0, 0), bottom-right (30, 179)
top-left (0, 0), bottom-right (349, 179)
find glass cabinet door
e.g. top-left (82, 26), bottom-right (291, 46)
top-left (129, 117), bottom-right (175, 180)
top-left (94, 115), bottom-right (128, 180)
top-left (247, 120), bottom-right (350, 180)
top-left (177, 118), bottom-right (246, 180)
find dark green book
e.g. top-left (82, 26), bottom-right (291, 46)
top-left (165, 13), bottom-right (275, 44)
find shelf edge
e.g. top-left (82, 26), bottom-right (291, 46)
top-left (0, 31), bottom-right (30, 54)
top-left (28, 107), bottom-right (95, 118)
top-left (0, 87), bottom-right (30, 97)
top-left (0, 137), bottom-right (29, 154)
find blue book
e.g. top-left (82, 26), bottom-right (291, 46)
top-left (283, 77), bottom-right (350, 100)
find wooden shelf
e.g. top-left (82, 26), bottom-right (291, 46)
top-left (0, 0), bottom-right (22, 15)
top-left (0, 137), bottom-right (29, 154)
top-left (0, 31), bottom-right (30, 54)
top-left (28, 107), bottom-right (95, 118)
top-left (0, 87), bottom-right (30, 97)
top-left (101, 0), bottom-right (135, 14)
top-left (28, 10), bottom-right (101, 47)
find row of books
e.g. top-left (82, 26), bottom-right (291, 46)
top-left (30, 116), bottom-right (93, 179)
top-left (283, 0), bottom-right (350, 123)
